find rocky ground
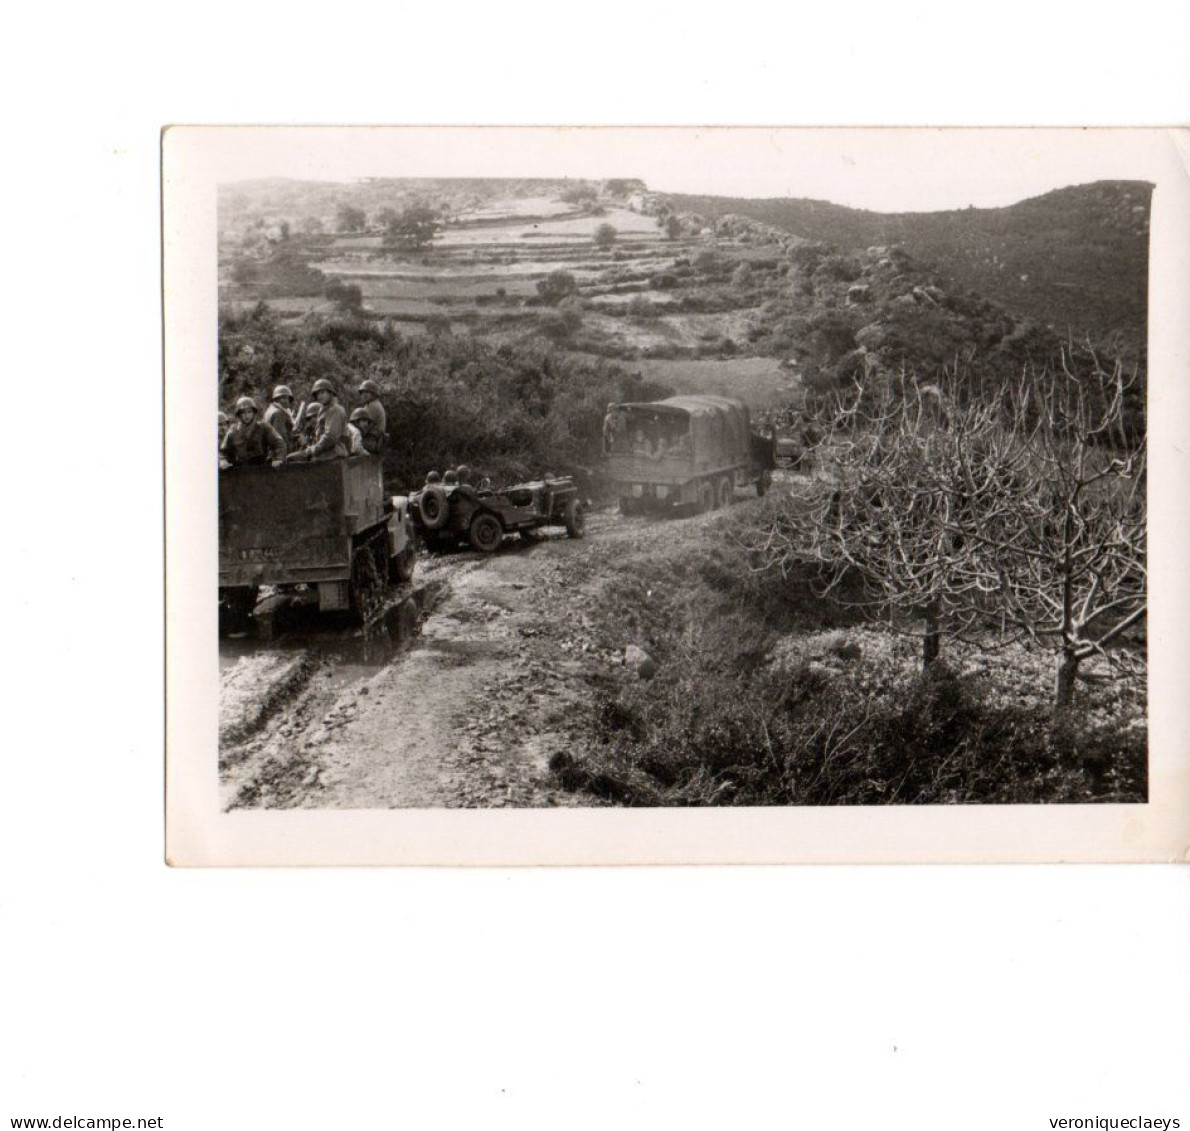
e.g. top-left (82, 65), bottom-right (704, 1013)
top-left (218, 506), bottom-right (704, 810)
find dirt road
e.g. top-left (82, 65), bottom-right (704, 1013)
top-left (219, 509), bottom-right (663, 810)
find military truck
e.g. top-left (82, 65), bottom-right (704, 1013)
top-left (603, 395), bottom-right (775, 514)
top-left (218, 455), bottom-right (416, 633)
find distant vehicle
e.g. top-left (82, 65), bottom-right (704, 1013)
top-left (410, 475), bottom-right (585, 553)
top-left (218, 455), bottom-right (416, 632)
top-left (775, 434), bottom-right (807, 469)
top-left (603, 395), bottom-right (775, 514)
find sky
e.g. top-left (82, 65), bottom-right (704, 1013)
top-left (191, 127), bottom-right (1175, 213)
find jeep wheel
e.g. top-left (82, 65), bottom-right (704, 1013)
top-left (564, 498), bottom-right (585, 539)
top-left (469, 512), bottom-right (504, 554)
top-left (697, 480), bottom-right (714, 513)
top-left (418, 485), bottom-right (450, 530)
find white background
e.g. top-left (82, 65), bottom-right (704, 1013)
top-left (4, 3), bottom-right (1189, 1128)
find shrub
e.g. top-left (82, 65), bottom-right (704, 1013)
top-left (218, 306), bottom-right (673, 492)
top-left (536, 270), bottom-right (578, 305)
top-left (538, 296), bottom-right (583, 340)
top-left (324, 278), bottom-right (363, 312)
top-left (627, 295), bottom-right (658, 320)
top-left (594, 223), bottom-right (618, 250)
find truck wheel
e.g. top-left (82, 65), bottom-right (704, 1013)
top-left (390, 534), bottom-right (417, 583)
top-left (418, 485), bottom-right (450, 531)
top-left (756, 469), bottom-right (773, 498)
top-left (349, 542), bottom-right (385, 621)
top-left (469, 512), bottom-right (504, 554)
top-left (697, 480), bottom-right (714, 513)
top-left (564, 498), bottom-right (586, 539)
top-left (715, 475), bottom-right (733, 509)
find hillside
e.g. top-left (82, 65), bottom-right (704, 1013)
top-left (659, 181), bottom-right (1152, 353)
top-left (217, 177), bottom-right (1146, 443)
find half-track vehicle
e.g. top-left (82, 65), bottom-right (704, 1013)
top-left (218, 455), bottom-right (416, 632)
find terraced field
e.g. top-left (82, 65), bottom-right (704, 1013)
top-left (221, 187), bottom-right (807, 409)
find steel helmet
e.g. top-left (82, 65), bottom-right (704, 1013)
top-left (271, 384), bottom-right (293, 401)
top-left (234, 396), bottom-right (258, 415)
top-left (358, 379), bottom-right (381, 397)
top-left (311, 378), bottom-right (337, 396)
top-left (425, 470), bottom-right (441, 484)
top-left (455, 464), bottom-right (472, 482)
top-left (442, 470), bottom-right (458, 485)
top-left (304, 403), bottom-right (322, 419)
top-left (217, 412), bottom-right (229, 426)
top-left (349, 407), bottom-right (371, 424)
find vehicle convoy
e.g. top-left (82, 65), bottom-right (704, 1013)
top-left (602, 395), bottom-right (776, 514)
top-left (410, 475), bottom-right (585, 553)
top-left (218, 455), bottom-right (416, 632)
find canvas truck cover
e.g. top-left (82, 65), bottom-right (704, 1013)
top-left (607, 395), bottom-right (753, 474)
top-left (219, 456), bottom-right (386, 586)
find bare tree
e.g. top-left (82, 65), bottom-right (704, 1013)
top-left (755, 349), bottom-right (1146, 707)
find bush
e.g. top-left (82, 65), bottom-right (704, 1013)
top-left (536, 270), bottom-right (578, 305)
top-left (218, 306), bottom-right (673, 492)
top-left (732, 262), bottom-right (753, 289)
top-left (557, 601), bottom-right (1145, 807)
top-left (594, 223), bottom-right (618, 250)
top-left (627, 295), bottom-right (658, 320)
top-left (324, 278), bottom-right (363, 312)
top-left (539, 296), bottom-right (583, 341)
top-left (813, 253), bottom-right (863, 284)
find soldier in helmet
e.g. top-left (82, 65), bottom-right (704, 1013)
top-left (451, 464), bottom-right (483, 514)
top-left (217, 411), bottom-right (229, 443)
top-left (424, 470), bottom-right (442, 487)
top-left (356, 378), bottom-right (387, 435)
top-left (349, 406), bottom-right (386, 455)
top-left (296, 402), bottom-right (322, 449)
top-left (287, 378), bottom-right (348, 462)
top-left (263, 384), bottom-right (297, 452)
top-left (220, 397), bottom-right (285, 469)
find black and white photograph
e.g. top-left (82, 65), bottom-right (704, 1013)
top-left (164, 126), bottom-right (1189, 863)
top-left (6, 10), bottom-right (1190, 1129)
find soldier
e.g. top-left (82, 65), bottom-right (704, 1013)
top-left (287, 379), bottom-right (348, 462)
top-left (217, 411), bottom-right (229, 444)
top-left (220, 397), bottom-right (286, 469)
top-left (424, 470), bottom-right (442, 487)
top-left (349, 407), bottom-right (386, 455)
top-left (442, 469), bottom-right (458, 487)
top-left (263, 385), bottom-right (298, 451)
top-left (356, 379), bottom-right (387, 434)
top-left (296, 402), bottom-right (322, 448)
